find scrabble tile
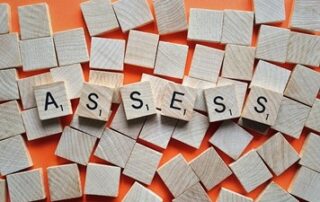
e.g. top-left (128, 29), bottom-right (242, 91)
top-left (286, 32), bottom-right (320, 66)
top-left (0, 135), bottom-right (32, 176)
top-left (189, 44), bottom-right (224, 82)
top-left (154, 41), bottom-right (188, 79)
top-left (84, 163), bottom-right (121, 197)
top-left (256, 25), bottom-right (290, 63)
top-left (7, 168), bottom-right (46, 202)
top-left (173, 183), bottom-right (212, 202)
top-left (0, 100), bottom-right (25, 140)
top-left (18, 3), bottom-right (52, 40)
top-left (125, 30), bottom-right (159, 69)
top-left (94, 128), bottom-right (136, 168)
top-left (0, 68), bottom-right (19, 101)
top-left (305, 99), bottom-right (320, 132)
top-left (20, 37), bottom-right (57, 71)
top-left (153, 0), bottom-right (187, 35)
top-left (113, 0), bottom-right (153, 32)
top-left (209, 121), bottom-right (253, 160)
top-left (34, 82), bottom-right (72, 120)
top-left (123, 143), bottom-right (162, 185)
top-left (50, 64), bottom-right (84, 99)
top-left (172, 111), bottom-right (209, 149)
top-left (0, 179), bottom-right (5, 202)
top-left (221, 44), bottom-right (255, 81)
top-left (22, 107), bottom-right (62, 141)
top-left (47, 164), bottom-right (82, 201)
top-left (238, 117), bottom-right (270, 135)
top-left (253, 0), bottom-right (285, 24)
top-left (257, 182), bottom-right (298, 202)
top-left (230, 150), bottom-right (273, 193)
top-left (288, 166), bottom-right (320, 202)
top-left (299, 133), bottom-right (320, 173)
top-left (190, 147), bottom-right (232, 190)
top-left (188, 8), bottom-right (223, 43)
top-left (123, 182), bottom-right (163, 202)
top-left (272, 97), bottom-right (311, 139)
top-left (0, 3), bottom-right (10, 34)
top-left (80, 0), bottom-right (119, 36)
top-left (284, 64), bottom-right (320, 106)
top-left (0, 33), bottom-right (22, 69)
top-left (221, 10), bottom-right (254, 46)
top-left (217, 188), bottom-right (253, 202)
top-left (161, 82), bottom-right (197, 121)
top-left (90, 37), bottom-right (125, 71)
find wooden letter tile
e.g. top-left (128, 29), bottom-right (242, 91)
top-left (217, 188), bottom-right (253, 202)
top-left (256, 182), bottom-right (298, 202)
top-left (305, 99), bottom-right (320, 132)
top-left (299, 133), bottom-right (320, 173)
top-left (0, 33), bottom-right (22, 69)
top-left (123, 182), bottom-right (163, 202)
top-left (253, 0), bottom-right (285, 24)
top-left (0, 179), bottom-right (5, 202)
top-left (0, 68), bottom-right (19, 101)
top-left (0, 3), bottom-right (10, 34)
top-left (173, 183), bottom-right (212, 202)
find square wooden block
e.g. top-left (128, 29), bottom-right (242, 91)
top-left (217, 188), bottom-right (253, 202)
top-left (123, 143), bottom-right (162, 185)
top-left (230, 150), bottom-right (273, 193)
top-left (256, 25), bottom-right (290, 63)
top-left (257, 182), bottom-right (298, 202)
top-left (188, 8), bottom-right (223, 43)
top-left (173, 183), bottom-right (211, 202)
top-left (113, 0), bottom-right (153, 32)
top-left (253, 0), bottom-right (285, 24)
top-left (94, 128), bottom-right (136, 168)
top-left (161, 82), bottom-right (197, 121)
top-left (154, 41), bottom-right (188, 79)
top-left (84, 163), bottom-right (121, 197)
top-left (305, 99), bottom-right (320, 132)
top-left (123, 182), bottom-right (162, 202)
top-left (47, 164), bottom-right (82, 201)
top-left (0, 3), bottom-right (10, 34)
top-left (0, 33), bottom-right (22, 69)
top-left (0, 68), bottom-right (19, 102)
top-left (125, 30), bottom-right (159, 69)
top-left (238, 117), bottom-right (270, 135)
top-left (189, 44), bottom-right (224, 82)
top-left (7, 168), bottom-right (46, 202)
top-left (221, 10), bottom-right (254, 46)
top-left (0, 179), bottom-right (5, 202)
top-left (299, 133), bottom-right (320, 173)
top-left (18, 3), bottom-right (52, 40)
top-left (80, 0), bottom-right (119, 36)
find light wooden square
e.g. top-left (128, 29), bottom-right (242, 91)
top-left (84, 163), bottom-right (121, 197)
top-left (299, 133), bottom-right (320, 173)
top-left (113, 0), bottom-right (153, 32)
top-left (189, 44), bottom-right (224, 82)
top-left (305, 99), bottom-right (320, 132)
top-left (80, 0), bottom-right (119, 36)
top-left (154, 41), bottom-right (188, 79)
top-left (0, 68), bottom-right (19, 101)
top-left (0, 33), bottom-right (22, 69)
top-left (0, 3), bottom-right (10, 34)
top-left (173, 183), bottom-right (212, 202)
top-left (47, 164), bottom-right (82, 201)
top-left (217, 188), bottom-right (253, 202)
top-left (188, 8), bottom-right (223, 43)
top-left (0, 179), bottom-right (5, 202)
top-left (253, 0), bottom-right (285, 24)
top-left (221, 10), bottom-right (254, 46)
top-left (123, 143), bottom-right (162, 185)
top-left (70, 113), bottom-right (107, 138)
top-left (229, 150), bottom-right (272, 193)
top-left (7, 168), bottom-right (46, 202)
top-left (55, 126), bottom-right (97, 165)
top-left (256, 182), bottom-right (298, 202)
top-left (123, 182), bottom-right (163, 202)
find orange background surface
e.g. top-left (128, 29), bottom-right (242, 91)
top-left (1, 0), bottom-right (319, 201)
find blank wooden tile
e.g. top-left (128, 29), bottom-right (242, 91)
top-left (0, 33), bottom-right (22, 69)
top-left (47, 164), bottom-right (82, 201)
top-left (0, 68), bottom-right (19, 101)
top-left (253, 0), bottom-right (285, 24)
top-left (217, 188), bottom-right (253, 202)
top-left (256, 182), bottom-right (298, 202)
top-left (85, 163), bottom-right (121, 197)
top-left (94, 128), bottom-right (136, 168)
top-left (189, 44), bottom-right (224, 82)
top-left (0, 135), bottom-right (32, 176)
top-left (305, 99), bottom-right (320, 132)
top-left (55, 126), bottom-right (97, 165)
top-left (22, 107), bottom-right (62, 141)
top-left (221, 10), bottom-right (254, 46)
top-left (18, 3), bottom-right (52, 40)
top-left (188, 8), bottom-right (223, 43)
top-left (299, 133), bottom-right (320, 173)
top-left (230, 150), bottom-right (272, 193)
top-left (123, 143), bottom-right (162, 185)
top-left (7, 168), bottom-right (46, 202)
top-left (0, 3), bottom-right (10, 34)
top-left (284, 64), bottom-right (320, 106)
top-left (0, 179), bottom-right (5, 202)
top-left (173, 183), bottom-right (212, 202)
top-left (272, 97), bottom-right (310, 139)
top-left (113, 0), bottom-right (153, 32)
top-left (153, 0), bottom-right (187, 35)
top-left (210, 120), bottom-right (253, 160)
top-left (172, 111), bottom-right (209, 149)
top-left (123, 182), bottom-right (163, 202)
top-left (154, 41), bottom-right (188, 79)
top-left (80, 0), bottom-right (119, 37)
top-left (256, 25), bottom-right (290, 63)
top-left (190, 147), bottom-right (232, 190)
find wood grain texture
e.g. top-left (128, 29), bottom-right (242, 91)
top-left (305, 99), bottom-right (320, 132)
top-left (122, 182), bottom-right (163, 202)
top-left (256, 182), bottom-right (298, 202)
top-left (238, 117), bottom-right (270, 135)
top-left (0, 33), bottom-right (22, 69)
top-left (7, 168), bottom-right (46, 202)
top-left (229, 150), bottom-right (272, 193)
top-left (154, 41), bottom-right (188, 79)
top-left (157, 154), bottom-right (199, 197)
top-left (0, 68), bottom-right (19, 101)
top-left (0, 3), bottom-right (10, 34)
top-left (47, 164), bottom-right (82, 201)
top-left (80, 0), bottom-right (119, 36)
top-left (55, 126), bottom-right (97, 165)
top-left (94, 128), bottom-right (136, 168)
top-left (173, 183), bottom-right (212, 202)
top-left (209, 120), bottom-right (253, 160)
top-left (253, 0), bottom-right (285, 24)
top-left (123, 143), bottom-right (162, 185)
top-left (0, 179), bottom-right (5, 202)
top-left (84, 163), bottom-right (121, 197)
top-left (299, 133), bottom-right (320, 173)
top-left (217, 188), bottom-right (253, 202)
top-left (188, 8), bottom-right (223, 43)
